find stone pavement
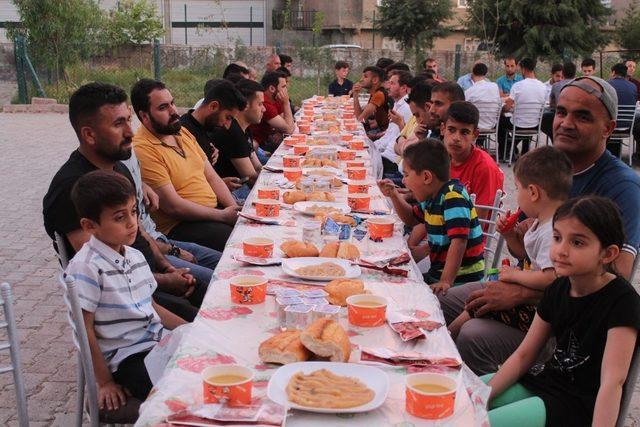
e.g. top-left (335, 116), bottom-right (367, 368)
top-left (0, 112), bottom-right (638, 426)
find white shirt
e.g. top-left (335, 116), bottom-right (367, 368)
top-left (508, 77), bottom-right (548, 128)
top-left (373, 96), bottom-right (413, 153)
top-left (523, 219), bottom-right (554, 271)
top-left (65, 236), bottom-right (165, 372)
top-left (464, 79), bottom-right (502, 130)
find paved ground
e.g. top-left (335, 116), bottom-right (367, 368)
top-left (0, 112), bottom-right (638, 425)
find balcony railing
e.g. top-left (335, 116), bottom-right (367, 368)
top-left (272, 9), bottom-right (318, 31)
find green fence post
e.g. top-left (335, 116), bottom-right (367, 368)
top-left (454, 44), bottom-right (461, 80)
top-left (14, 36), bottom-right (28, 104)
top-left (153, 39), bottom-right (161, 81)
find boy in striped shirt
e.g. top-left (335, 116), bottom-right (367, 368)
top-left (64, 170), bottom-right (186, 411)
top-left (378, 138), bottom-right (485, 295)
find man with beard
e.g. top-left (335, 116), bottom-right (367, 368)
top-left (496, 57), bottom-right (523, 97)
top-left (353, 66), bottom-right (390, 133)
top-left (131, 79), bottom-right (242, 252)
top-left (43, 82), bottom-right (205, 321)
top-left (198, 79), bottom-right (266, 202)
top-left (427, 82), bottom-right (465, 140)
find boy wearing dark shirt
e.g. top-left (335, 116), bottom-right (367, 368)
top-left (328, 61), bottom-right (353, 97)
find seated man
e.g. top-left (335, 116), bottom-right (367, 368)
top-left (43, 82), bottom-right (206, 321)
top-left (249, 71), bottom-right (295, 154)
top-left (373, 70), bottom-right (414, 154)
top-left (352, 66), bottom-right (390, 132)
top-left (65, 170), bottom-right (186, 407)
top-left (328, 61), bottom-right (353, 97)
top-left (131, 79), bottom-right (241, 252)
top-left (464, 62), bottom-right (501, 135)
top-left (206, 79), bottom-right (266, 201)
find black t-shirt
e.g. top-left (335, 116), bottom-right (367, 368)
top-left (520, 276), bottom-right (640, 426)
top-left (328, 79), bottom-right (353, 97)
top-left (42, 150), bottom-right (154, 269)
top-left (180, 109), bottom-right (215, 162)
top-left (209, 118), bottom-right (253, 179)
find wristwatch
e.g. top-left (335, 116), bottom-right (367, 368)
top-left (168, 244), bottom-right (181, 257)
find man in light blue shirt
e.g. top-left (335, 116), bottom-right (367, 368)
top-left (495, 57), bottom-right (523, 96)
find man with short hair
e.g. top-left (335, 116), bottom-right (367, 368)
top-left (249, 71), bottom-right (295, 153)
top-left (328, 61), bottom-right (353, 96)
top-left (499, 57), bottom-right (547, 158)
top-left (265, 54), bottom-right (281, 72)
top-left (223, 63), bottom-right (250, 80)
top-left (423, 58), bottom-right (445, 82)
top-left (207, 79), bottom-right (265, 196)
top-left (373, 70), bottom-right (413, 155)
top-left (496, 57), bottom-right (523, 97)
top-left (376, 57), bottom-right (395, 70)
top-left (43, 82), bottom-right (208, 321)
top-left (438, 76), bottom-right (640, 375)
top-left (541, 62), bottom-right (577, 140)
top-left (132, 79), bottom-right (242, 252)
top-left (279, 54), bottom-right (292, 70)
top-left (464, 63), bottom-right (501, 130)
top-left (544, 63), bottom-right (564, 93)
top-left (608, 63), bottom-right (637, 156)
top-left (625, 59), bottom-right (640, 97)
top-left (428, 82), bottom-right (466, 140)
top-left (581, 57), bottom-right (596, 76)
top-left (352, 65), bottom-right (390, 132)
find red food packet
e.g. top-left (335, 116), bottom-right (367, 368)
top-left (389, 320), bottom-right (443, 341)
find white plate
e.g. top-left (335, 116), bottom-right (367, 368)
top-left (293, 201), bottom-right (351, 216)
top-left (302, 167), bottom-right (342, 177)
top-left (281, 257), bottom-right (361, 281)
top-left (267, 362), bottom-right (389, 414)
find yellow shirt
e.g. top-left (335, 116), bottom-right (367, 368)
top-left (133, 124), bottom-right (218, 234)
top-left (400, 115), bottom-right (418, 139)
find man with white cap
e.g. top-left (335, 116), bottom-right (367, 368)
top-left (437, 76), bottom-right (640, 375)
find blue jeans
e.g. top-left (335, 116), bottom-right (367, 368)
top-left (256, 147), bottom-right (270, 165)
top-left (169, 240), bottom-right (221, 271)
top-left (232, 184), bottom-right (251, 204)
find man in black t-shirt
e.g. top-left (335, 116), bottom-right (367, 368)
top-left (328, 61), bottom-right (353, 97)
top-left (43, 82), bottom-right (203, 321)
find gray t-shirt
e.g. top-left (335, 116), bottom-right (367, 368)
top-left (523, 219), bottom-right (554, 271)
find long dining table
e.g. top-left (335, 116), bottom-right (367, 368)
top-left (135, 96), bottom-right (491, 426)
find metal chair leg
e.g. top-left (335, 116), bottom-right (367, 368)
top-left (76, 356), bottom-right (85, 427)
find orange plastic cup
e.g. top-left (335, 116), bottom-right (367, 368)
top-left (346, 160), bottom-right (365, 168)
top-left (405, 373), bottom-right (457, 419)
top-left (298, 124), bottom-right (311, 134)
top-left (257, 187), bottom-right (280, 200)
top-left (283, 167), bottom-right (303, 181)
top-left (367, 217), bottom-right (395, 239)
top-left (346, 167), bottom-right (367, 180)
top-left (346, 294), bottom-right (387, 327)
top-left (291, 133), bottom-right (307, 143)
top-left (340, 133), bottom-right (354, 142)
top-left (316, 96), bottom-right (325, 101)
top-left (283, 137), bottom-right (298, 147)
top-left (348, 180), bottom-right (370, 194)
top-left (293, 145), bottom-right (309, 155)
top-left (255, 199), bottom-right (280, 217)
top-left (344, 123), bottom-right (358, 131)
top-left (229, 275), bottom-right (267, 304)
top-left (203, 365), bottom-right (253, 406)
top-left (338, 150), bottom-right (357, 161)
top-left (243, 237), bottom-right (274, 258)
top-left (342, 112), bottom-right (355, 119)
top-left (349, 140), bottom-right (365, 150)
top-left (283, 155), bottom-right (301, 168)
top-left (347, 193), bottom-right (371, 211)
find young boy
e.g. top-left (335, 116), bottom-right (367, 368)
top-left (378, 139), bottom-right (485, 295)
top-left (64, 170), bottom-right (186, 411)
top-left (328, 61), bottom-right (353, 97)
top-left (449, 146), bottom-right (573, 337)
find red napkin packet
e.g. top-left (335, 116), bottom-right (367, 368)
top-left (360, 347), bottom-right (461, 368)
top-left (166, 401), bottom-right (286, 426)
top-left (387, 309), bottom-right (443, 341)
top-left (358, 252), bottom-right (412, 277)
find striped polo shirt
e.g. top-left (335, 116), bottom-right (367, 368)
top-left (64, 236), bottom-right (165, 372)
top-left (417, 179), bottom-right (485, 284)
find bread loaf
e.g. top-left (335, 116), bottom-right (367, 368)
top-left (283, 190), bottom-right (307, 204)
top-left (300, 318), bottom-right (351, 362)
top-left (307, 191), bottom-right (335, 202)
top-left (325, 279), bottom-right (365, 306)
top-left (281, 240), bottom-right (319, 258)
top-left (320, 242), bottom-right (360, 260)
top-left (259, 330), bottom-right (310, 364)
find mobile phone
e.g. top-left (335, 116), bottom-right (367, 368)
top-left (240, 176), bottom-right (250, 184)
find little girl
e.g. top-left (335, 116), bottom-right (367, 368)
top-left (483, 196), bottom-right (640, 427)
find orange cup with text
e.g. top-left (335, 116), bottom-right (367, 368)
top-left (346, 160), bottom-right (365, 168)
top-left (344, 122), bottom-right (358, 131)
top-left (405, 373), bottom-right (457, 419)
top-left (346, 167), bottom-right (367, 180)
top-left (342, 112), bottom-right (355, 120)
top-left (283, 167), bottom-right (303, 182)
top-left (293, 145), bottom-right (309, 155)
top-left (367, 217), bottom-right (395, 239)
top-left (229, 275), bottom-right (267, 305)
top-left (338, 149), bottom-right (357, 161)
top-left (291, 133), bottom-right (307, 142)
top-left (283, 137), bottom-right (298, 147)
top-left (340, 133), bottom-right (354, 142)
top-left (283, 155), bottom-right (301, 168)
top-left (348, 180), bottom-right (370, 194)
top-left (346, 294), bottom-right (387, 327)
top-left (347, 193), bottom-right (371, 211)
top-left (203, 365), bottom-right (253, 406)
top-left (257, 187), bottom-right (279, 200)
top-left (349, 140), bottom-right (365, 150)
top-left (242, 237), bottom-right (274, 258)
top-left (254, 199), bottom-right (280, 217)
top-left (298, 123), bottom-right (311, 134)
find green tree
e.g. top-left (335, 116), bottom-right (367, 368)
top-left (465, 0), bottom-right (611, 60)
top-left (616, 0), bottom-right (640, 51)
top-left (104, 0), bottom-right (165, 46)
top-left (10, 0), bottom-right (104, 80)
top-left (377, 0), bottom-right (452, 51)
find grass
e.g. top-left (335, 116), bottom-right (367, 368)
top-left (24, 63), bottom-right (334, 107)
